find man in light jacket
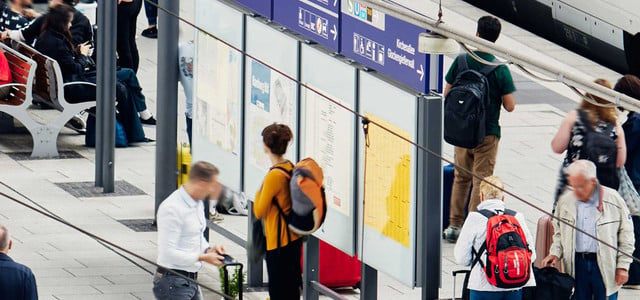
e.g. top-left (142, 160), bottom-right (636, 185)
top-left (454, 175), bottom-right (536, 299)
top-left (543, 160), bottom-right (635, 300)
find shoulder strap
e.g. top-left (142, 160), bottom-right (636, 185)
top-left (503, 209), bottom-right (516, 216)
top-left (476, 209), bottom-right (496, 219)
top-left (456, 54), bottom-right (469, 73)
top-left (478, 57), bottom-right (499, 77)
top-left (270, 166), bottom-right (292, 179)
top-left (578, 110), bottom-right (594, 133)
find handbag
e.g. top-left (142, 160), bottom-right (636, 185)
top-left (247, 216), bottom-right (266, 265)
top-left (85, 114), bottom-right (129, 148)
top-left (617, 167), bottom-right (640, 216)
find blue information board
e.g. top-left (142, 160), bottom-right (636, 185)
top-left (273, 0), bottom-right (340, 52)
top-left (234, 0), bottom-right (273, 19)
top-left (340, 1), bottom-right (430, 93)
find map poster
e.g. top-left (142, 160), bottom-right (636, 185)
top-left (195, 33), bottom-right (241, 154)
top-left (246, 59), bottom-right (297, 171)
top-left (363, 113), bottom-right (412, 248)
top-left (304, 86), bottom-right (352, 217)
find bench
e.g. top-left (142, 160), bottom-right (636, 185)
top-left (9, 41), bottom-right (97, 158)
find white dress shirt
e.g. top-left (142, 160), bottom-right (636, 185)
top-left (156, 187), bottom-right (209, 272)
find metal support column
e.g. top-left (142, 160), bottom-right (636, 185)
top-left (361, 263), bottom-right (378, 300)
top-left (154, 0), bottom-right (180, 217)
top-left (96, 0), bottom-right (117, 192)
top-left (303, 236), bottom-right (320, 300)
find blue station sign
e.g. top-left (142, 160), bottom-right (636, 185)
top-left (273, 0), bottom-right (341, 52)
top-left (233, 0), bottom-right (273, 19)
top-left (340, 0), bottom-right (431, 93)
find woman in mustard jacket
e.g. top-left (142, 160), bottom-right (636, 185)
top-left (254, 123), bottom-right (302, 299)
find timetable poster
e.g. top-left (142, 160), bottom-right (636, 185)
top-left (246, 59), bottom-right (297, 171)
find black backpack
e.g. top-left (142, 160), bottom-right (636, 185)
top-left (444, 54), bottom-right (497, 148)
top-left (578, 110), bottom-right (619, 189)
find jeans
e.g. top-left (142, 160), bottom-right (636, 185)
top-left (265, 239), bottom-right (302, 300)
top-left (143, 0), bottom-right (158, 26)
top-left (469, 289), bottom-right (522, 300)
top-left (186, 116), bottom-right (192, 146)
top-left (117, 0), bottom-right (142, 72)
top-left (574, 256), bottom-right (618, 300)
top-left (152, 272), bottom-right (202, 300)
top-left (116, 68), bottom-right (146, 112)
top-left (449, 135), bottom-right (499, 227)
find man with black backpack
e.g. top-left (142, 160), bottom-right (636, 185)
top-left (443, 16), bottom-right (517, 242)
top-left (454, 176), bottom-right (536, 299)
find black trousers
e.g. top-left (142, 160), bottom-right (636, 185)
top-left (117, 0), bottom-right (142, 72)
top-left (265, 239), bottom-right (302, 300)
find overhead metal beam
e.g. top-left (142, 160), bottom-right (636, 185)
top-left (360, 0), bottom-right (640, 112)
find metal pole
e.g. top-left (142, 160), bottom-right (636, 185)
top-left (101, 0), bottom-right (117, 193)
top-left (94, 0), bottom-right (105, 187)
top-left (303, 236), bottom-right (320, 300)
top-left (416, 91), bottom-right (443, 300)
top-left (155, 0), bottom-right (180, 217)
top-left (361, 263), bottom-right (377, 300)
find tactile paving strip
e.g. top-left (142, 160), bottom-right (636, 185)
top-left (55, 180), bottom-right (146, 198)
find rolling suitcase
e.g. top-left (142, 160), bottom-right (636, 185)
top-left (177, 143), bottom-right (191, 187)
top-left (443, 164), bottom-right (455, 229)
top-left (534, 215), bottom-right (563, 272)
top-left (303, 240), bottom-right (361, 288)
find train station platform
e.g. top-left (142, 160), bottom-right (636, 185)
top-left (0, 0), bottom-right (638, 299)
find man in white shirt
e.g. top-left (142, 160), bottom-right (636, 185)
top-left (153, 161), bottom-right (227, 300)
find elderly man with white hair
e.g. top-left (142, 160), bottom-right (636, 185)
top-left (0, 224), bottom-right (38, 300)
top-left (543, 160), bottom-right (635, 300)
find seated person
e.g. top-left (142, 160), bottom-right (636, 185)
top-left (0, 0), bottom-right (39, 32)
top-left (34, 4), bottom-right (148, 143)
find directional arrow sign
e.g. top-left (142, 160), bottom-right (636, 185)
top-left (417, 64), bottom-right (424, 81)
top-left (331, 24), bottom-right (337, 40)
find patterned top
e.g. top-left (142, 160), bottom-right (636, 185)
top-left (0, 7), bottom-right (32, 31)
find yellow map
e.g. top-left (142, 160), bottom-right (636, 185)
top-left (363, 113), bottom-right (412, 248)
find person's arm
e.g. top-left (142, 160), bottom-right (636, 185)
top-left (25, 271), bottom-right (37, 300)
top-left (548, 205), bottom-right (564, 260)
top-left (551, 110), bottom-right (577, 154)
top-left (616, 123), bottom-right (627, 168)
top-left (443, 83), bottom-right (452, 96)
top-left (616, 195), bottom-right (635, 271)
top-left (453, 214), bottom-right (478, 266)
top-left (253, 171), bottom-right (280, 219)
top-left (502, 93), bottom-right (515, 112)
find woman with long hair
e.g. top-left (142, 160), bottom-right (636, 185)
top-left (253, 123), bottom-right (302, 299)
top-left (550, 79), bottom-right (627, 209)
top-left (34, 4), bottom-right (147, 143)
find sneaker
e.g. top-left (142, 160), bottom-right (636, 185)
top-left (141, 116), bottom-right (156, 126)
top-left (141, 26), bottom-right (157, 39)
top-left (65, 115), bottom-right (86, 134)
top-left (443, 225), bottom-right (461, 243)
top-left (209, 211), bottom-right (224, 223)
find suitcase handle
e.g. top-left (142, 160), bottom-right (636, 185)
top-left (452, 270), bottom-right (470, 300)
top-left (222, 263), bottom-right (244, 300)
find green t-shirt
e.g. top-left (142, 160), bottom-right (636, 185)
top-left (445, 52), bottom-right (516, 138)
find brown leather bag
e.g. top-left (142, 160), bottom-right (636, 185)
top-left (534, 215), bottom-right (564, 272)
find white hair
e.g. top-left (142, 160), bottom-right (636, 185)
top-left (566, 160), bottom-right (597, 179)
top-left (0, 224), bottom-right (9, 251)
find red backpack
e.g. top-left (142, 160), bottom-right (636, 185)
top-left (472, 209), bottom-right (532, 288)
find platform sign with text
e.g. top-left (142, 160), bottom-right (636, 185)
top-left (340, 0), bottom-right (429, 93)
top-left (233, 0), bottom-right (273, 19)
top-left (273, 0), bottom-right (340, 52)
